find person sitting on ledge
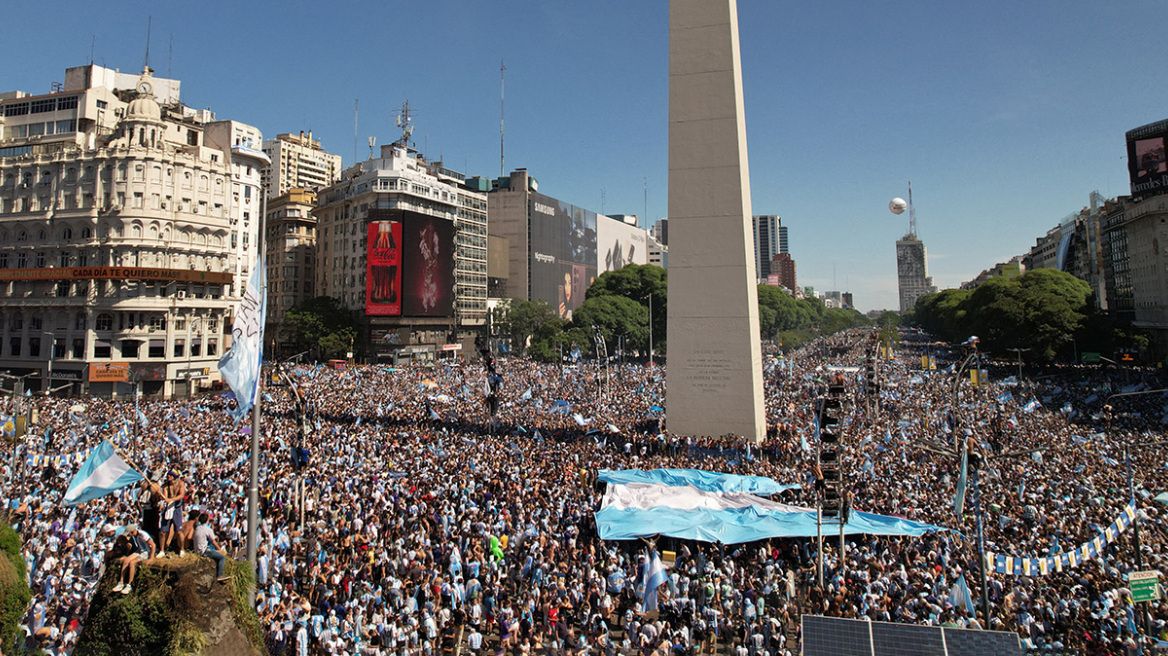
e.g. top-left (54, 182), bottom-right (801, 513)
top-left (192, 512), bottom-right (230, 582)
top-left (112, 524), bottom-right (154, 595)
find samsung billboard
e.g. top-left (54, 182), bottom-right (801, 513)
top-left (366, 209), bottom-right (455, 318)
top-left (529, 193), bottom-right (597, 320)
top-left (1127, 119), bottom-right (1168, 198)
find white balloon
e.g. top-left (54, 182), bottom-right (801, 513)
top-left (889, 198), bottom-right (907, 215)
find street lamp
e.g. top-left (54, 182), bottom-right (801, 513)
top-left (1007, 347), bottom-right (1030, 384)
top-left (642, 293), bottom-right (654, 367)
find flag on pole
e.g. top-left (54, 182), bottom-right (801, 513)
top-left (166, 428), bottom-right (181, 448)
top-left (954, 446), bottom-right (969, 516)
top-left (218, 255), bottom-right (266, 422)
top-left (641, 550), bottom-right (668, 612)
top-left (63, 440), bottom-right (144, 505)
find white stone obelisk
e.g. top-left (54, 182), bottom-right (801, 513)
top-left (666, 0), bottom-right (766, 441)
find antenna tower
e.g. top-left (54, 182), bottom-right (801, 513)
top-left (500, 60), bottom-right (506, 177)
top-left (907, 181), bottom-right (917, 238)
top-left (143, 16), bottom-right (152, 71)
top-left (393, 100), bottom-right (416, 148)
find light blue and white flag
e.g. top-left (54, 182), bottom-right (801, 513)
top-left (218, 255), bottom-right (266, 422)
top-left (996, 391), bottom-right (1013, 404)
top-left (948, 574), bottom-right (976, 614)
top-left (166, 428), bottom-right (181, 448)
top-left (573, 413), bottom-right (591, 426)
top-left (953, 447), bottom-right (969, 516)
top-left (520, 387), bottom-right (532, 401)
top-left (596, 468), bottom-right (944, 543)
top-left (64, 440), bottom-right (144, 505)
top-left (1022, 398), bottom-right (1040, 414)
top-left (641, 550), bottom-right (668, 612)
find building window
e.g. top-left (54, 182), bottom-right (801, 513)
top-left (28, 337), bottom-right (40, 358)
top-left (9, 338), bottom-right (19, 357)
top-left (121, 340), bottom-right (140, 358)
top-left (148, 339), bottom-right (164, 358)
top-left (95, 313), bottom-right (113, 331)
top-left (94, 339), bottom-right (111, 359)
top-left (72, 338), bottom-right (84, 359)
top-left (150, 315), bottom-right (166, 331)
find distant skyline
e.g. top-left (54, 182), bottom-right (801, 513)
top-left (3, 0), bottom-right (1164, 311)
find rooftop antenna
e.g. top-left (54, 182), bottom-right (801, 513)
top-left (353, 99), bottom-right (358, 164)
top-left (168, 34), bottom-right (173, 77)
top-left (643, 176), bottom-right (648, 229)
top-left (500, 59), bottom-right (506, 177)
top-left (908, 181), bottom-right (917, 238)
top-left (90, 35), bottom-right (95, 65)
top-left (368, 136), bottom-right (376, 160)
top-left (143, 16), bottom-right (151, 72)
top-left (601, 188), bottom-right (606, 215)
top-left (393, 100), bottom-right (415, 148)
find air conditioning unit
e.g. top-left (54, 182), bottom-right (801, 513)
top-left (177, 291), bottom-right (187, 299)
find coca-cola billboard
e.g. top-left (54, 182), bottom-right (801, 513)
top-left (366, 221), bottom-right (402, 316)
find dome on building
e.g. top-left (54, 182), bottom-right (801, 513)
top-left (125, 95), bottom-right (161, 122)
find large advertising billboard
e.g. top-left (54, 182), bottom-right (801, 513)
top-left (366, 221), bottom-right (402, 316)
top-left (529, 193), bottom-right (597, 320)
top-left (597, 215), bottom-right (648, 274)
top-left (365, 209), bottom-right (455, 317)
top-left (1127, 120), bottom-right (1168, 198)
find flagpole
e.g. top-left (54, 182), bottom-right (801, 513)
top-left (247, 253), bottom-right (266, 572)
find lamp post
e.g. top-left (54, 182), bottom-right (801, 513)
top-left (642, 293), bottom-right (654, 367)
top-left (1007, 347), bottom-right (1030, 384)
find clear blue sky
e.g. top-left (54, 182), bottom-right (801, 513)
top-left (4, 0), bottom-right (1164, 312)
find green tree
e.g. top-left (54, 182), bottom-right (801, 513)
top-left (585, 264), bottom-right (667, 353)
top-left (571, 295), bottom-right (650, 353)
top-left (496, 298), bottom-right (559, 355)
top-left (280, 296), bottom-right (362, 361)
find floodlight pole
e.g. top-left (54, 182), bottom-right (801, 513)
top-left (816, 507), bottom-right (823, 588)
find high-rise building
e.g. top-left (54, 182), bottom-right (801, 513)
top-left (314, 139), bottom-right (487, 363)
top-left (651, 218), bottom-right (668, 246)
top-left (752, 215), bottom-right (781, 279)
top-left (261, 131), bottom-right (342, 200)
top-left (264, 188), bottom-right (317, 344)
top-left (772, 253), bottom-right (796, 292)
top-left (488, 169), bottom-right (604, 320)
top-left (896, 234), bottom-right (936, 314)
top-left (777, 223), bottom-right (788, 255)
top-left (1101, 194), bottom-right (1168, 350)
top-left (0, 63), bottom-right (266, 397)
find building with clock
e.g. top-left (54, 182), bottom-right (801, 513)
top-left (0, 63), bottom-right (266, 397)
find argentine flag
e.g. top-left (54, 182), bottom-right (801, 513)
top-left (218, 255), bottom-right (267, 422)
top-left (64, 440), bottom-right (144, 505)
top-left (641, 550), bottom-right (668, 612)
top-left (596, 468), bottom-right (945, 543)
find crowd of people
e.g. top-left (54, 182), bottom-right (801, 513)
top-left (3, 328), bottom-right (1168, 655)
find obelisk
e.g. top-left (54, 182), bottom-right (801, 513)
top-left (666, 0), bottom-right (766, 441)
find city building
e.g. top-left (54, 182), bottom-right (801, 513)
top-left (960, 256), bottom-right (1025, 290)
top-left (313, 132), bottom-right (487, 363)
top-left (0, 63), bottom-right (265, 397)
top-left (487, 168), bottom-right (648, 318)
top-left (1021, 192), bottom-right (1109, 309)
top-left (264, 187), bottom-right (317, 348)
top-left (261, 131), bottom-right (342, 199)
top-left (842, 292), bottom-right (853, 309)
top-left (752, 215), bottom-right (781, 280)
top-left (896, 234), bottom-right (936, 314)
top-left (771, 253), bottom-right (796, 292)
top-left (651, 218), bottom-right (668, 246)
top-left (1101, 194), bottom-right (1168, 349)
top-left (648, 234), bottom-right (667, 268)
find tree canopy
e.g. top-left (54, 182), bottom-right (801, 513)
top-left (279, 296), bottom-right (360, 361)
top-left (910, 269), bottom-right (1105, 361)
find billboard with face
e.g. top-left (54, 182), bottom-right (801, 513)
top-left (529, 193), bottom-right (597, 320)
top-left (366, 209), bottom-right (455, 317)
top-left (597, 215), bottom-right (648, 274)
top-left (1127, 120), bottom-right (1168, 198)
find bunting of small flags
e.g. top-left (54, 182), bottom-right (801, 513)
top-left (988, 499), bottom-right (1136, 576)
top-left (26, 446), bottom-right (97, 468)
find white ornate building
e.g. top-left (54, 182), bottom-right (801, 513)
top-left (0, 64), bottom-right (266, 397)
